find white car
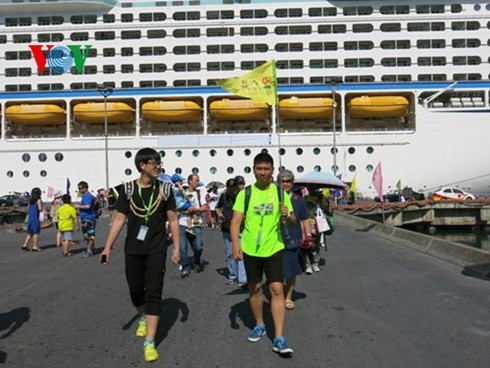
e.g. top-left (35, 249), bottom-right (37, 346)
top-left (432, 187), bottom-right (475, 201)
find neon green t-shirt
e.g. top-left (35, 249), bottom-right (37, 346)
top-left (57, 204), bottom-right (77, 232)
top-left (233, 183), bottom-right (293, 257)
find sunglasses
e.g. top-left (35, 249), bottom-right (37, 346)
top-left (281, 179), bottom-right (292, 183)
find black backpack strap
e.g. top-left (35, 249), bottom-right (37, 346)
top-left (160, 181), bottom-right (172, 201)
top-left (243, 185), bottom-right (252, 216)
top-left (124, 180), bottom-right (134, 201)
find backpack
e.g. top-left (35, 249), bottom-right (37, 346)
top-left (242, 183), bottom-right (281, 231)
top-left (123, 180), bottom-right (173, 203)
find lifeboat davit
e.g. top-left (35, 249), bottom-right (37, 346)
top-left (209, 99), bottom-right (269, 121)
top-left (73, 102), bottom-right (134, 124)
top-left (142, 100), bottom-right (202, 122)
top-left (6, 104), bottom-right (66, 125)
top-left (348, 96), bottom-right (409, 118)
top-left (279, 97), bottom-right (334, 119)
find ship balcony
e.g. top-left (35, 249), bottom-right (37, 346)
top-left (0, 0), bottom-right (116, 14)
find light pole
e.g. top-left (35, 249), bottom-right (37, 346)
top-left (97, 85), bottom-right (113, 190)
top-left (325, 77), bottom-right (341, 176)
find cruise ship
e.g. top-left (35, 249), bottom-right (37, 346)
top-left (1, 0), bottom-right (489, 199)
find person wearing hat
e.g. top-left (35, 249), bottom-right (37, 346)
top-left (50, 190), bottom-right (63, 248)
top-left (171, 173), bottom-right (196, 236)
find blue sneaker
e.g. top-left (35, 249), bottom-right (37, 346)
top-left (248, 325), bottom-right (266, 342)
top-left (272, 336), bottom-right (294, 355)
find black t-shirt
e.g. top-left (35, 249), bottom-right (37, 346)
top-left (115, 180), bottom-right (176, 255)
top-left (216, 191), bottom-right (235, 233)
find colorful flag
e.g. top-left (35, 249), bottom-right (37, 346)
top-left (216, 60), bottom-right (278, 106)
top-left (350, 174), bottom-right (357, 193)
top-left (396, 179), bottom-right (401, 191)
top-left (66, 177), bottom-right (71, 194)
top-left (372, 162), bottom-right (383, 202)
top-left (47, 186), bottom-right (54, 199)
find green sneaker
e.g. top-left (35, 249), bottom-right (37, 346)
top-left (144, 340), bottom-right (159, 362)
top-left (136, 317), bottom-right (147, 337)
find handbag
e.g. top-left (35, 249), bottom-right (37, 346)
top-left (39, 209), bottom-right (46, 223)
top-left (314, 207), bottom-right (330, 233)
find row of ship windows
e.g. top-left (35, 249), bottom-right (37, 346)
top-left (7, 146), bottom-right (373, 179)
top-left (2, 22), bottom-right (490, 43)
top-left (4, 56), bottom-right (488, 76)
top-left (4, 73), bottom-right (485, 92)
top-left (1, 4), bottom-right (477, 27)
top-left (4, 40), bottom-right (488, 59)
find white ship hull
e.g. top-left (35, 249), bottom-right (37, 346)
top-left (0, 1), bottom-right (489, 198)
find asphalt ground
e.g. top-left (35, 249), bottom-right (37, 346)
top-left (0, 217), bottom-right (489, 368)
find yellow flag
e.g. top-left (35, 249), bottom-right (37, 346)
top-left (396, 179), bottom-right (401, 191)
top-left (216, 60), bottom-right (278, 106)
top-left (350, 174), bottom-right (357, 193)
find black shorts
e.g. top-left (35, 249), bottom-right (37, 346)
top-left (243, 250), bottom-right (284, 284)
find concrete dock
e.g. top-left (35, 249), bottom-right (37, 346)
top-left (0, 216), bottom-right (489, 368)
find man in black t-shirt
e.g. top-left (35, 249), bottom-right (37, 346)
top-left (100, 148), bottom-right (180, 363)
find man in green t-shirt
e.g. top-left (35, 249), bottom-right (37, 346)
top-left (230, 152), bottom-right (296, 355)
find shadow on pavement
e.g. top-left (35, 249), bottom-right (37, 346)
top-left (461, 263), bottom-right (490, 281)
top-left (0, 306), bottom-right (31, 364)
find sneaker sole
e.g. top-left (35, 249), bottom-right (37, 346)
top-left (248, 331), bottom-right (265, 343)
top-left (273, 347), bottom-right (294, 355)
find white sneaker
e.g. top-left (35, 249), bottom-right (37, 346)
top-left (305, 267), bottom-right (313, 275)
top-left (313, 265), bottom-right (320, 272)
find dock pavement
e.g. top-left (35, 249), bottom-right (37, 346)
top-left (0, 217), bottom-right (489, 368)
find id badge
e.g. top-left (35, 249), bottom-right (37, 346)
top-left (137, 225), bottom-right (149, 241)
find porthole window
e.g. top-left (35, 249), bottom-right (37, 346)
top-left (125, 151), bottom-right (132, 158)
top-left (331, 165), bottom-right (339, 173)
top-left (40, 170), bottom-right (47, 177)
top-left (349, 165), bottom-right (356, 172)
top-left (192, 150), bottom-right (200, 157)
top-left (366, 147), bottom-right (374, 154)
top-left (314, 165), bottom-right (321, 172)
top-left (38, 153), bottom-right (47, 162)
top-left (296, 148), bottom-right (303, 155)
top-left (227, 149), bottom-right (234, 156)
top-left (348, 147), bottom-right (356, 154)
top-left (23, 170), bottom-right (30, 177)
top-left (261, 148), bottom-right (268, 154)
top-left (7, 171), bottom-right (13, 178)
top-left (330, 147), bottom-right (338, 154)
top-left (279, 148), bottom-right (285, 155)
top-left (366, 164), bottom-right (373, 172)
top-left (210, 149), bottom-right (217, 157)
top-left (22, 153), bottom-right (31, 162)
top-left (244, 149), bottom-right (251, 156)
top-left (278, 165), bottom-right (285, 172)
top-left (175, 150), bottom-right (183, 157)
top-left (474, 4), bottom-right (481, 11)
top-left (192, 167), bottom-right (199, 174)
top-left (297, 166), bottom-right (304, 173)
top-left (175, 168), bottom-right (182, 174)
top-left (313, 147), bottom-right (321, 155)
top-left (244, 166), bottom-right (251, 174)
top-left (158, 151), bottom-right (165, 158)
top-left (227, 167), bottom-right (234, 174)
top-left (54, 152), bottom-right (64, 162)
top-left (210, 167), bottom-right (217, 174)
top-left (125, 169), bottom-right (132, 176)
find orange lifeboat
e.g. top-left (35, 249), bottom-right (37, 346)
top-left (73, 102), bottom-right (134, 124)
top-left (6, 104), bottom-right (66, 125)
top-left (348, 96), bottom-right (409, 118)
top-left (279, 97), bottom-right (334, 119)
top-left (142, 100), bottom-right (202, 122)
top-left (209, 99), bottom-right (269, 121)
